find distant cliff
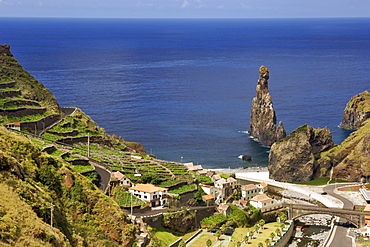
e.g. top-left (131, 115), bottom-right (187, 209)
top-left (316, 91), bottom-right (370, 182)
top-left (249, 66), bottom-right (286, 147)
top-left (268, 124), bottom-right (334, 182)
top-left (269, 90), bottom-right (370, 183)
top-left (317, 119), bottom-right (370, 182)
top-left (339, 90), bottom-right (370, 130)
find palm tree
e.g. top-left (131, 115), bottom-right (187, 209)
top-left (215, 230), bottom-right (222, 241)
top-left (243, 234), bottom-right (249, 244)
top-left (253, 224), bottom-right (259, 234)
top-left (265, 238), bottom-right (271, 247)
top-left (275, 228), bottom-right (281, 237)
top-left (258, 242), bottom-right (263, 247)
top-left (206, 238), bottom-right (212, 247)
top-left (270, 232), bottom-right (275, 241)
top-left (249, 230), bottom-right (254, 240)
top-left (259, 219), bottom-right (265, 229)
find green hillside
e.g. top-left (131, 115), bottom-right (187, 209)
top-left (0, 126), bottom-right (137, 246)
top-left (0, 44), bottom-right (62, 124)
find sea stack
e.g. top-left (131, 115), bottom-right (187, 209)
top-left (249, 66), bottom-right (286, 147)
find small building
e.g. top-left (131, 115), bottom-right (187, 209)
top-left (257, 182), bottom-right (268, 193)
top-left (249, 194), bottom-right (282, 212)
top-left (358, 223), bottom-right (370, 237)
top-left (4, 122), bottom-right (21, 131)
top-left (217, 203), bottom-right (232, 216)
top-left (202, 194), bottom-right (215, 206)
top-left (233, 199), bottom-right (249, 210)
top-left (241, 184), bottom-right (259, 201)
top-left (128, 184), bottom-right (169, 207)
top-left (111, 171), bottom-right (131, 187)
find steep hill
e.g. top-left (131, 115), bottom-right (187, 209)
top-left (0, 44), bottom-right (62, 124)
top-left (0, 127), bottom-right (137, 246)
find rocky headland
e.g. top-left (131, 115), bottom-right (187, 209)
top-left (267, 90), bottom-right (370, 183)
top-left (249, 66), bottom-right (286, 147)
top-left (339, 90), bottom-right (370, 130)
top-left (268, 124), bottom-right (335, 182)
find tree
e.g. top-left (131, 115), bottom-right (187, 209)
top-left (216, 230), bottom-right (222, 240)
top-left (258, 243), bottom-right (263, 247)
top-left (278, 211), bottom-right (287, 223)
top-left (275, 228), bottom-right (281, 237)
top-left (206, 238), bottom-right (212, 247)
top-left (259, 219), bottom-right (265, 229)
top-left (236, 241), bottom-right (242, 247)
top-left (249, 230), bottom-right (254, 240)
top-left (253, 224), bottom-right (259, 234)
top-left (221, 224), bottom-right (228, 234)
top-left (265, 238), bottom-right (270, 247)
top-left (141, 173), bottom-right (160, 185)
top-left (243, 234), bottom-right (249, 244)
top-left (270, 232), bottom-right (275, 241)
top-left (178, 240), bottom-right (186, 247)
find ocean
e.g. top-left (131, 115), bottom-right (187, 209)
top-left (1, 17), bottom-right (369, 169)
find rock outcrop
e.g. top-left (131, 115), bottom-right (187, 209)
top-left (339, 90), bottom-right (370, 130)
top-left (249, 66), bottom-right (286, 147)
top-left (268, 124), bottom-right (335, 182)
top-left (317, 119), bottom-right (370, 182)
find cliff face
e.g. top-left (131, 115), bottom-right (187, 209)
top-left (339, 91), bottom-right (370, 130)
top-left (314, 91), bottom-right (370, 182)
top-left (317, 119), bottom-right (370, 182)
top-left (249, 66), bottom-right (286, 147)
top-left (268, 124), bottom-right (334, 182)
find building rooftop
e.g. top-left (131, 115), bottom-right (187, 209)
top-left (202, 194), bottom-right (214, 200)
top-left (241, 184), bottom-right (258, 191)
top-left (250, 193), bottom-right (273, 203)
top-left (128, 184), bottom-right (168, 193)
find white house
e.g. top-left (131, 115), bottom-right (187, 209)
top-left (111, 171), bottom-right (131, 187)
top-left (257, 182), bottom-right (268, 193)
top-left (249, 194), bottom-right (282, 212)
top-left (241, 184), bottom-right (259, 201)
top-left (128, 184), bottom-right (169, 207)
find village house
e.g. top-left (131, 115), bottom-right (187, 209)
top-left (128, 184), bottom-right (169, 207)
top-left (217, 203), bottom-right (232, 216)
top-left (241, 184), bottom-right (259, 201)
top-left (202, 194), bottom-right (215, 206)
top-left (257, 182), bottom-right (268, 193)
top-left (111, 171), bottom-right (131, 187)
top-left (249, 194), bottom-right (282, 212)
top-left (214, 177), bottom-right (237, 204)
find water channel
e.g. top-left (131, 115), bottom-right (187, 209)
top-left (287, 214), bottom-right (334, 247)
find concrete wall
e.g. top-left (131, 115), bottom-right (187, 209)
top-left (21, 114), bottom-right (61, 134)
top-left (270, 220), bottom-right (294, 247)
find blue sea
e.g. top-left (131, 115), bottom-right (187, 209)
top-left (1, 18), bottom-right (369, 168)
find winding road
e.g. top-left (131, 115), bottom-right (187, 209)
top-left (323, 183), bottom-right (356, 247)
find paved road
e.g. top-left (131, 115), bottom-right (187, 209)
top-left (323, 183), bottom-right (355, 247)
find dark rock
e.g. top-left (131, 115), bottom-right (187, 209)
top-left (241, 155), bottom-right (252, 161)
top-left (268, 124), bottom-right (334, 182)
top-left (249, 66), bottom-right (286, 147)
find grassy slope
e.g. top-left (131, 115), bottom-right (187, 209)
top-left (0, 127), bottom-right (136, 246)
top-left (0, 45), bottom-right (61, 123)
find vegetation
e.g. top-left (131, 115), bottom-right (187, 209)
top-left (0, 45), bottom-right (61, 124)
top-left (0, 127), bottom-right (137, 246)
top-left (112, 187), bottom-right (145, 207)
top-left (168, 184), bottom-right (197, 194)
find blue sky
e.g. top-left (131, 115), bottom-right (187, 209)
top-left (0, 0), bottom-right (370, 18)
